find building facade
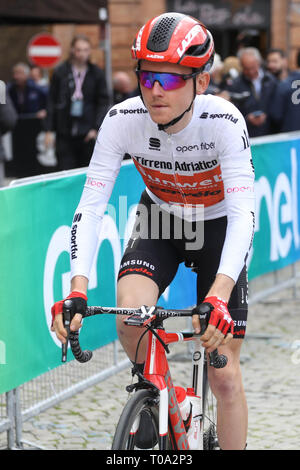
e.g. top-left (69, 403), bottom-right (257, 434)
top-left (0, 0), bottom-right (299, 87)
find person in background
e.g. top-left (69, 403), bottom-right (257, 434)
top-left (205, 53), bottom-right (230, 99)
top-left (206, 53), bottom-right (223, 90)
top-left (269, 50), bottom-right (300, 133)
top-left (7, 63), bottom-right (47, 177)
top-left (219, 56), bottom-right (242, 89)
top-left (8, 62), bottom-right (47, 119)
top-left (113, 71), bottom-right (136, 104)
top-left (266, 48), bottom-right (290, 82)
top-left (0, 90), bottom-right (17, 186)
top-left (226, 47), bottom-right (277, 137)
top-left (206, 56), bottom-right (242, 102)
top-left (30, 66), bottom-right (49, 91)
top-left (44, 34), bottom-right (109, 170)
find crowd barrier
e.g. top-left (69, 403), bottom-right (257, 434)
top-left (1, 131), bottom-right (300, 449)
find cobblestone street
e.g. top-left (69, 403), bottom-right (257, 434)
top-left (18, 291), bottom-right (300, 451)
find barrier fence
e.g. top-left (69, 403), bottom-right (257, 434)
top-left (1, 131), bottom-right (300, 449)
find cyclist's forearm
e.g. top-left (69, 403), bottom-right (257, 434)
top-left (206, 273), bottom-right (235, 302)
top-left (71, 275), bottom-right (89, 295)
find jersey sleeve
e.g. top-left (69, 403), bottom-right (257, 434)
top-left (214, 100), bottom-right (255, 283)
top-left (70, 106), bottom-right (127, 280)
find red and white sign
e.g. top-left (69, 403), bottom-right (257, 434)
top-left (27, 33), bottom-right (62, 68)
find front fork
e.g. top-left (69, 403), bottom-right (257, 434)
top-left (191, 337), bottom-right (205, 450)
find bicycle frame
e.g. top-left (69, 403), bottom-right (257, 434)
top-left (142, 326), bottom-right (205, 450)
top-left (62, 301), bottom-right (227, 450)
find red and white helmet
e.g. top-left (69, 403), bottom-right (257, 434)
top-left (131, 12), bottom-right (215, 71)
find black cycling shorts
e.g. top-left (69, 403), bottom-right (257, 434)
top-left (118, 190), bottom-right (248, 339)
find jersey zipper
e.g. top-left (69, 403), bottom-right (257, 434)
top-left (168, 134), bottom-right (188, 207)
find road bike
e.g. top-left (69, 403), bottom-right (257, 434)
top-left (62, 300), bottom-right (227, 450)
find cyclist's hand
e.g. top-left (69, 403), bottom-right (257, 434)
top-left (50, 291), bottom-right (87, 344)
top-left (193, 296), bottom-right (234, 352)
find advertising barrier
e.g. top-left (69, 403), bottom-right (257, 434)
top-left (1, 131), bottom-right (300, 395)
top-left (249, 132), bottom-right (300, 279)
top-left (0, 163), bottom-right (196, 395)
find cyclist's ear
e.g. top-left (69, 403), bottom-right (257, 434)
top-left (195, 72), bottom-right (210, 95)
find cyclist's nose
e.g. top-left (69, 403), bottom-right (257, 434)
top-left (151, 80), bottom-right (164, 95)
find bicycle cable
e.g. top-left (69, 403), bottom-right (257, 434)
top-left (132, 327), bottom-right (149, 378)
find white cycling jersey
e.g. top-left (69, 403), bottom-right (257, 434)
top-left (70, 94), bottom-right (255, 283)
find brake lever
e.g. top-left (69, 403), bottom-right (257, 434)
top-left (62, 299), bottom-right (92, 363)
top-left (62, 301), bottom-right (71, 362)
top-left (192, 302), bottom-right (228, 369)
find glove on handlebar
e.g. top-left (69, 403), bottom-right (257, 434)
top-left (204, 296), bottom-right (234, 336)
top-left (51, 291), bottom-right (87, 326)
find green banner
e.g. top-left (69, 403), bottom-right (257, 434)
top-left (0, 163), bottom-right (196, 394)
top-left (249, 134), bottom-right (300, 279)
top-left (1, 132), bottom-right (300, 394)
top-left (0, 165), bottom-right (146, 394)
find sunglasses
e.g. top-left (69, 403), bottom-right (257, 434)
top-left (136, 69), bottom-right (199, 91)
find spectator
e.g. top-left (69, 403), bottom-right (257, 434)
top-left (205, 53), bottom-right (224, 95)
top-left (0, 90), bottom-right (17, 186)
top-left (269, 51), bottom-right (300, 133)
top-left (113, 71), bottom-right (135, 104)
top-left (289, 50), bottom-right (300, 81)
top-left (7, 63), bottom-right (47, 177)
top-left (266, 48), bottom-right (289, 81)
top-left (8, 62), bottom-right (47, 119)
top-left (226, 47), bottom-right (277, 137)
top-left (30, 66), bottom-right (49, 91)
top-left (44, 34), bottom-right (109, 170)
top-left (209, 53), bottom-right (223, 84)
top-left (219, 56), bottom-right (242, 89)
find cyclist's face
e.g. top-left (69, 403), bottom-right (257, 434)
top-left (139, 60), bottom-right (208, 132)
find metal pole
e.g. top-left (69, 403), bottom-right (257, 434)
top-left (99, 7), bottom-right (113, 107)
top-left (14, 388), bottom-right (23, 449)
top-left (6, 391), bottom-right (15, 449)
top-left (104, 21), bottom-right (113, 107)
top-left (113, 340), bottom-right (118, 365)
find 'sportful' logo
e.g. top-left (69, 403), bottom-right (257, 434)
top-left (200, 112), bottom-right (238, 124)
top-left (149, 137), bottom-right (161, 151)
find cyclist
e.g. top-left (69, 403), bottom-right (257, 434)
top-left (51, 12), bottom-right (255, 450)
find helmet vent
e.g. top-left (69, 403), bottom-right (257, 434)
top-left (185, 36), bottom-right (210, 58)
top-left (147, 14), bottom-right (182, 52)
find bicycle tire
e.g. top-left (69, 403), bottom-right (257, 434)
top-left (111, 389), bottom-right (174, 450)
top-left (202, 358), bottom-right (219, 450)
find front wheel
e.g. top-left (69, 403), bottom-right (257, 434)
top-left (112, 389), bottom-right (174, 450)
